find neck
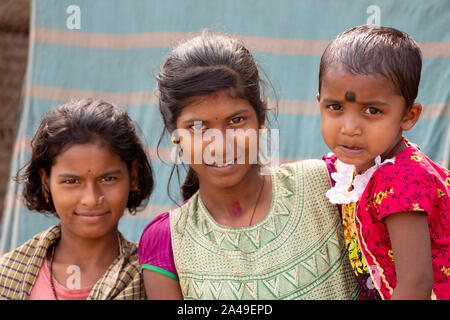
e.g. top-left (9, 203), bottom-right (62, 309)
top-left (199, 166), bottom-right (270, 227)
top-left (54, 225), bottom-right (120, 269)
top-left (381, 135), bottom-right (407, 161)
top-left (355, 135), bottom-right (407, 174)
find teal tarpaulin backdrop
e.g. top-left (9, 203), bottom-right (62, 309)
top-left (1, 0), bottom-right (449, 252)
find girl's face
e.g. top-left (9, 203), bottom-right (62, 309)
top-left (175, 90), bottom-right (261, 189)
top-left (317, 65), bottom-right (421, 173)
top-left (40, 142), bottom-right (136, 240)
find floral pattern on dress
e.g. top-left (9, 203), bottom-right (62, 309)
top-left (356, 144), bottom-right (450, 300)
top-left (341, 203), bottom-right (382, 300)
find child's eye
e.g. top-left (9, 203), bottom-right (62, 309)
top-left (327, 104), bottom-right (342, 111)
top-left (62, 178), bottom-right (79, 184)
top-left (364, 107), bottom-right (381, 115)
top-left (101, 176), bottom-right (117, 183)
top-left (191, 121), bottom-right (207, 131)
top-left (228, 117), bottom-right (244, 125)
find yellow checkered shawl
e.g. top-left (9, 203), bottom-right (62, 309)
top-left (0, 224), bottom-right (145, 300)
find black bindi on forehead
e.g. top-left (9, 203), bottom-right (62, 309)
top-left (345, 90), bottom-right (356, 102)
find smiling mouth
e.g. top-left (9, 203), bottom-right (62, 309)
top-left (207, 160), bottom-right (236, 168)
top-left (75, 211), bottom-right (109, 218)
top-left (206, 158), bottom-right (241, 168)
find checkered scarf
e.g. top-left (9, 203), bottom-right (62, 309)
top-left (0, 224), bottom-right (145, 300)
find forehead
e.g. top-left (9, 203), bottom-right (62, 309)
top-left (51, 142), bottom-right (126, 174)
top-left (177, 91), bottom-right (255, 121)
top-left (321, 65), bottom-right (401, 100)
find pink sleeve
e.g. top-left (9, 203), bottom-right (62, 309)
top-left (138, 212), bottom-right (178, 279)
top-left (322, 154), bottom-right (338, 187)
top-left (368, 164), bottom-right (436, 220)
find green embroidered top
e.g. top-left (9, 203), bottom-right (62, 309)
top-left (170, 160), bottom-right (360, 299)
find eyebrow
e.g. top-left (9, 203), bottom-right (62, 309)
top-left (57, 169), bottom-right (123, 178)
top-left (322, 98), bottom-right (389, 106)
top-left (357, 100), bottom-right (389, 106)
top-left (228, 109), bottom-right (250, 118)
top-left (322, 98), bottom-right (340, 104)
top-left (182, 109), bottom-right (250, 123)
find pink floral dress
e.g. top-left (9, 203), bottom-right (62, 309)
top-left (328, 142), bottom-right (450, 300)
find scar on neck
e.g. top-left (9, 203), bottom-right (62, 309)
top-left (345, 90), bottom-right (356, 102)
top-left (231, 201), bottom-right (243, 216)
top-left (210, 93), bottom-right (220, 100)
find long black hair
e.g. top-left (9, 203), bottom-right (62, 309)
top-left (156, 31), bottom-right (273, 201)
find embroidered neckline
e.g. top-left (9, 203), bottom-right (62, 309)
top-left (326, 155), bottom-right (395, 205)
top-left (193, 164), bottom-right (298, 254)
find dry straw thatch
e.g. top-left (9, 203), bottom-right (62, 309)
top-left (0, 0), bottom-right (30, 218)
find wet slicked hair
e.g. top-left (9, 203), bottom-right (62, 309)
top-left (319, 25), bottom-right (422, 108)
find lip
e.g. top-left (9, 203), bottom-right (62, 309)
top-left (206, 158), bottom-right (238, 166)
top-left (75, 211), bottom-right (110, 221)
top-left (206, 163), bottom-right (237, 172)
top-left (337, 145), bottom-right (365, 155)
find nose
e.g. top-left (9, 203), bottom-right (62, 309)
top-left (202, 128), bottom-right (228, 164)
top-left (340, 114), bottom-right (362, 136)
top-left (80, 183), bottom-right (103, 208)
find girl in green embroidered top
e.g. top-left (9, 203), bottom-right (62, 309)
top-left (138, 32), bottom-right (360, 300)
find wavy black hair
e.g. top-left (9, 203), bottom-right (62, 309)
top-left (16, 98), bottom-right (154, 215)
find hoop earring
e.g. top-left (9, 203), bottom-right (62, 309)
top-left (258, 126), bottom-right (270, 166)
top-left (171, 143), bottom-right (185, 165)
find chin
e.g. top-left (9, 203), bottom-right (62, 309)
top-left (203, 164), bottom-right (253, 189)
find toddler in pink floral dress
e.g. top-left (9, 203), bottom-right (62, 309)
top-left (317, 25), bottom-right (449, 300)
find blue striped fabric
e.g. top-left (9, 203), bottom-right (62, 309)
top-left (1, 0), bottom-right (449, 252)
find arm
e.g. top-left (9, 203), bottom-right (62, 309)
top-left (143, 269), bottom-right (183, 300)
top-left (385, 211), bottom-right (433, 300)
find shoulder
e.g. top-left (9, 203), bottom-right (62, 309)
top-left (273, 158), bottom-right (330, 176)
top-left (0, 226), bottom-right (52, 265)
top-left (373, 146), bottom-right (444, 188)
top-left (138, 212), bottom-right (171, 263)
top-left (271, 159), bottom-right (332, 194)
top-left (140, 212), bottom-right (171, 240)
top-left (367, 146), bottom-right (447, 218)
top-left (0, 230), bottom-right (47, 299)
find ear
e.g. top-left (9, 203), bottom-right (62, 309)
top-left (130, 160), bottom-right (139, 189)
top-left (401, 103), bottom-right (422, 131)
top-left (39, 168), bottom-right (50, 193)
top-left (316, 92), bottom-right (321, 103)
